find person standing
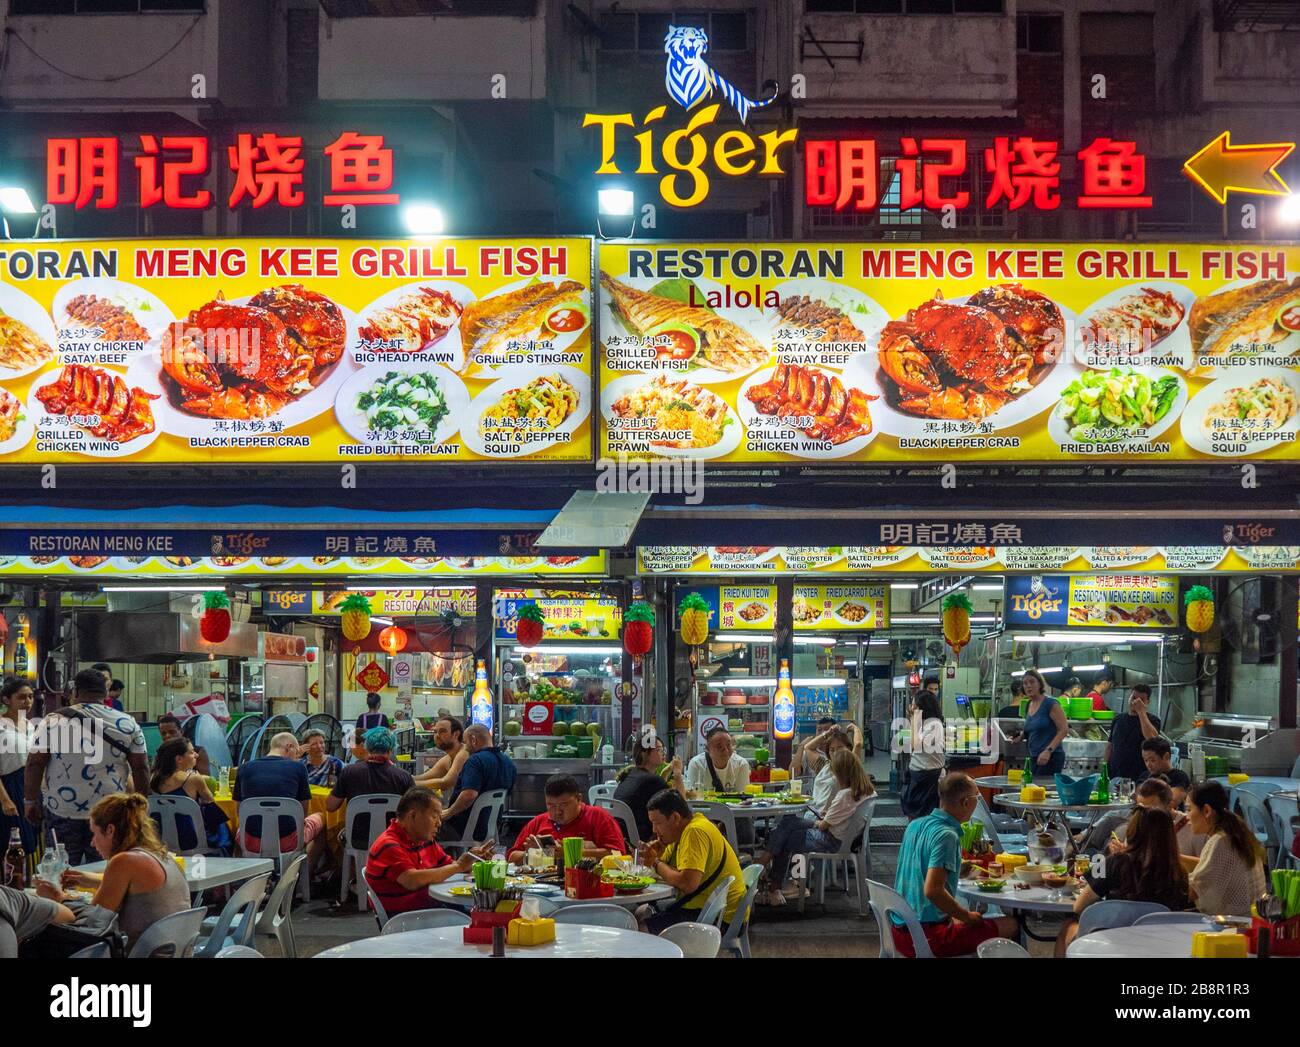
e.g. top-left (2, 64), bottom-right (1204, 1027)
top-left (901, 689), bottom-right (945, 820)
top-left (1021, 668), bottom-right (1068, 775)
top-left (355, 692), bottom-right (391, 734)
top-left (0, 680), bottom-right (37, 861)
top-left (106, 680), bottom-right (125, 713)
top-left (24, 669), bottom-right (149, 865)
top-left (1103, 683), bottom-right (1161, 782)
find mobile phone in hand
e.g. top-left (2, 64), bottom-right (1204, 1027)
top-left (538, 835), bottom-right (556, 848)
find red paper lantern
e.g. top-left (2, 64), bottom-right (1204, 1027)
top-left (378, 625), bottom-right (408, 655)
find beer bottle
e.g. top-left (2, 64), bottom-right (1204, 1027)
top-left (3, 828), bottom-right (25, 890)
top-left (1023, 756), bottom-right (1034, 787)
top-left (1097, 761), bottom-right (1110, 804)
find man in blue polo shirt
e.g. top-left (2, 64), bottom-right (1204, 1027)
top-left (438, 724), bottom-right (516, 841)
top-left (892, 772), bottom-right (1019, 957)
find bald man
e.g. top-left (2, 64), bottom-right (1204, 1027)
top-left (235, 732), bottom-right (325, 862)
top-left (439, 724), bottom-right (517, 841)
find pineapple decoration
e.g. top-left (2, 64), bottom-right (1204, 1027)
top-left (340, 593), bottom-right (374, 643)
top-left (623, 601), bottom-right (655, 662)
top-left (199, 591), bottom-right (231, 644)
top-left (942, 592), bottom-right (973, 655)
top-left (514, 602), bottom-right (545, 648)
top-left (678, 593), bottom-right (711, 647)
top-left (1185, 585), bottom-right (1215, 633)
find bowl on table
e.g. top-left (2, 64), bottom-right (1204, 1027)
top-left (975, 879), bottom-right (1007, 893)
top-left (1013, 864), bottom-right (1048, 885)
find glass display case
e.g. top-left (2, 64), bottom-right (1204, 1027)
top-left (496, 645), bottom-right (623, 757)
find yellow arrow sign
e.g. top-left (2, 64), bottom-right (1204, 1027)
top-left (1183, 131), bottom-right (1294, 205)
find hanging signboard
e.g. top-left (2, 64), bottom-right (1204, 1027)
top-left (1065, 575), bottom-right (1180, 629)
top-left (0, 238), bottom-right (591, 463)
top-left (717, 585), bottom-right (776, 631)
top-left (792, 583), bottom-right (889, 630)
top-left (494, 589), bottom-right (622, 642)
top-left (598, 241), bottom-right (1300, 465)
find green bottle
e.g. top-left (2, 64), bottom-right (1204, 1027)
top-left (1023, 756), bottom-right (1033, 787)
top-left (1097, 761), bottom-right (1110, 804)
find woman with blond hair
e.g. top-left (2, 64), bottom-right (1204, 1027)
top-left (755, 748), bottom-right (875, 906)
top-left (35, 792), bottom-right (190, 948)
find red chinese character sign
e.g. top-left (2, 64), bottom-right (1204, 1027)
top-left (45, 133), bottom-right (400, 211)
top-left (803, 136), bottom-right (1156, 214)
top-left (355, 661), bottom-right (389, 692)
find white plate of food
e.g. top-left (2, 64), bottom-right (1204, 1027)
top-left (735, 363), bottom-right (879, 459)
top-left (354, 280), bottom-right (474, 370)
top-left (460, 277), bottom-right (590, 379)
top-left (1179, 369), bottom-right (1300, 456)
top-left (0, 387), bottom-right (34, 457)
top-left (829, 598), bottom-right (876, 627)
top-left (840, 285), bottom-right (1079, 437)
top-left (333, 361), bottom-right (469, 449)
top-left (0, 282), bottom-right (57, 379)
top-left (128, 288), bottom-right (361, 439)
top-left (1047, 366), bottom-right (1187, 448)
top-left (765, 279), bottom-right (887, 352)
top-left (1186, 274), bottom-right (1300, 377)
top-left (52, 277), bottom-right (175, 348)
top-left (1075, 282), bottom-right (1195, 371)
top-left (461, 364), bottom-right (591, 459)
top-left (27, 364), bottom-right (162, 458)
top-left (601, 372), bottom-right (741, 460)
top-left (599, 271), bottom-right (772, 384)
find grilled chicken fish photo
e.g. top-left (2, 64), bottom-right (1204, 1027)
top-left (601, 273), bottom-right (769, 374)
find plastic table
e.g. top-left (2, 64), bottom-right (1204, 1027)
top-left (313, 923), bottom-right (684, 958)
top-left (993, 792), bottom-right (1133, 833)
top-left (1067, 922), bottom-right (1297, 958)
top-left (956, 879), bottom-right (1078, 916)
top-left (428, 879), bottom-right (677, 910)
top-left (76, 855), bottom-right (274, 895)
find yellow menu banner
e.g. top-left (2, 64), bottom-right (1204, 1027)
top-left (494, 589), bottom-right (622, 642)
top-left (598, 242), bottom-right (1300, 464)
top-left (0, 238), bottom-right (592, 462)
top-left (1067, 575), bottom-right (1180, 628)
top-left (793, 584), bottom-right (890, 630)
top-left (0, 553), bottom-right (607, 577)
top-left (637, 546), bottom-right (1300, 574)
top-left (718, 585), bottom-right (776, 630)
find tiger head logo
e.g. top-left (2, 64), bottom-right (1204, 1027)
top-left (663, 25), bottom-right (775, 124)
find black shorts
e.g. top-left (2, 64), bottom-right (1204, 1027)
top-left (643, 906), bottom-right (702, 935)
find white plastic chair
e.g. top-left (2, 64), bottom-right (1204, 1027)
top-left (595, 796), bottom-right (642, 849)
top-left (253, 852), bottom-right (307, 958)
top-left (798, 796), bottom-right (877, 915)
top-left (236, 796), bottom-right (310, 903)
top-left (128, 906), bottom-right (207, 959)
top-left (696, 874), bottom-right (737, 929)
top-left (659, 922), bottom-right (721, 958)
top-left (194, 871), bottom-right (272, 958)
top-left (382, 908), bottom-right (472, 934)
top-left (1231, 787), bottom-right (1281, 867)
top-left (214, 945), bottom-right (263, 957)
top-left (588, 782), bottom-right (616, 804)
top-left (692, 802), bottom-right (746, 859)
top-left (552, 904), bottom-right (638, 931)
top-left (977, 937), bottom-right (1030, 958)
top-left (362, 865), bottom-right (392, 931)
top-left (69, 942), bottom-right (112, 959)
top-left (1133, 911), bottom-right (1212, 926)
top-left (439, 788), bottom-right (507, 856)
top-left (719, 863), bottom-right (763, 958)
top-left (149, 794), bottom-right (219, 857)
top-left (1076, 899), bottom-right (1169, 936)
top-left (339, 793), bottom-right (401, 908)
top-left (973, 794), bottom-right (1027, 855)
top-left (866, 879), bottom-right (971, 958)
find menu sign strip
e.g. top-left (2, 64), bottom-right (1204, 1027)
top-left (0, 238), bottom-right (592, 463)
top-left (598, 242), bottom-right (1300, 464)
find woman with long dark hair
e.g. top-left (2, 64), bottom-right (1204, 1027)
top-left (1056, 805), bottom-right (1191, 955)
top-left (150, 738), bottom-right (231, 854)
top-left (0, 678), bottom-right (37, 859)
top-left (1184, 781), bottom-right (1267, 917)
top-left (900, 684), bottom-right (945, 820)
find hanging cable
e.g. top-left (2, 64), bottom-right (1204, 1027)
top-left (2, 17), bottom-right (202, 84)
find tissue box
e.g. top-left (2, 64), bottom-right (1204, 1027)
top-left (1019, 785), bottom-right (1047, 802)
top-left (507, 917), bottom-right (556, 946)
top-left (1192, 931), bottom-right (1247, 958)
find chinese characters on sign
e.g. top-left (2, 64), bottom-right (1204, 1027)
top-left (805, 137), bottom-right (1152, 213)
top-left (877, 523), bottom-right (1024, 545)
top-left (48, 133), bottom-right (400, 211)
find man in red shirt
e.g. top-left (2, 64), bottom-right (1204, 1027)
top-left (508, 774), bottom-right (625, 864)
top-left (366, 787), bottom-right (493, 916)
top-left (1086, 673), bottom-right (1114, 713)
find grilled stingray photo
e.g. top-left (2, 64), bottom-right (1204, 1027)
top-left (1189, 276), bottom-right (1300, 362)
top-left (601, 272), bottom-right (769, 374)
top-left (460, 280), bottom-right (585, 361)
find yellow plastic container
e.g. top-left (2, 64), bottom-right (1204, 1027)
top-left (1191, 931), bottom-right (1247, 958)
top-left (1019, 785), bottom-right (1047, 803)
top-left (745, 784), bottom-right (763, 796)
top-left (770, 768), bottom-right (790, 782)
top-left (1227, 773), bottom-right (1250, 785)
top-left (996, 853), bottom-right (1028, 870)
top-left (1006, 769), bottom-right (1024, 783)
top-left (507, 917), bottom-right (556, 946)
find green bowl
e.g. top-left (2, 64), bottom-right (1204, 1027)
top-left (1092, 710), bottom-right (1116, 721)
top-left (976, 880), bottom-right (1007, 892)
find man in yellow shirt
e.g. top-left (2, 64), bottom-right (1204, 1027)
top-left (639, 789), bottom-right (746, 934)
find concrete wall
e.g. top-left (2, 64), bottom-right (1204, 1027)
top-left (317, 9), bottom-right (548, 101)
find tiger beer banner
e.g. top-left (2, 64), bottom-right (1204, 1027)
top-left (597, 242), bottom-right (1300, 464)
top-left (0, 238), bottom-right (592, 463)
